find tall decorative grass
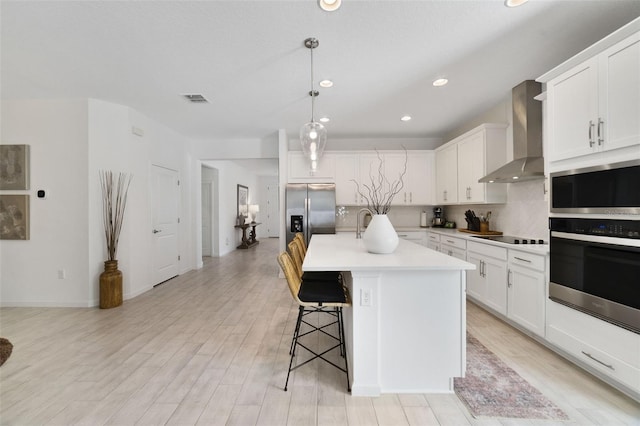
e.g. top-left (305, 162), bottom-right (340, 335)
top-left (99, 171), bottom-right (133, 261)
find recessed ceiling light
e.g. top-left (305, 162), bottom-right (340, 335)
top-left (432, 78), bottom-right (448, 87)
top-left (504, 0), bottom-right (529, 7)
top-left (319, 117), bottom-right (330, 123)
top-left (319, 79), bottom-right (333, 88)
top-left (401, 115), bottom-right (412, 122)
top-left (319, 0), bottom-right (341, 12)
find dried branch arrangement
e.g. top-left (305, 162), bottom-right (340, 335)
top-left (353, 149), bottom-right (407, 214)
top-left (100, 170), bottom-right (133, 261)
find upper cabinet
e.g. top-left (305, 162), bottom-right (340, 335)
top-left (435, 123), bottom-right (508, 205)
top-left (543, 29), bottom-right (639, 168)
top-left (288, 151), bottom-right (336, 181)
top-left (435, 143), bottom-right (458, 204)
top-left (290, 150), bottom-right (436, 206)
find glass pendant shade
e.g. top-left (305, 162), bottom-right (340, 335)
top-left (300, 121), bottom-right (327, 171)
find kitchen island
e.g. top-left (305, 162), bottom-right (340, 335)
top-left (303, 233), bottom-right (475, 396)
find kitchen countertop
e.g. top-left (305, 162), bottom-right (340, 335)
top-left (304, 234), bottom-right (474, 272)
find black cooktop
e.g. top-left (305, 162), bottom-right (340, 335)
top-left (473, 235), bottom-right (546, 245)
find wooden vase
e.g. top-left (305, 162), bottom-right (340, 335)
top-left (100, 260), bottom-right (123, 309)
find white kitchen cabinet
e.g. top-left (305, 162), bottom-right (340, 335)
top-left (440, 235), bottom-right (466, 260)
top-left (436, 123), bottom-right (507, 205)
top-left (507, 250), bottom-right (546, 337)
top-left (334, 153), bottom-right (360, 205)
top-left (288, 151), bottom-right (336, 181)
top-left (396, 230), bottom-right (428, 247)
top-left (358, 152), bottom-right (384, 206)
top-left (385, 151), bottom-right (435, 206)
top-left (546, 31), bottom-right (640, 164)
top-left (466, 241), bottom-right (508, 315)
top-left (435, 143), bottom-right (458, 204)
top-left (426, 232), bottom-right (441, 252)
top-left (547, 301), bottom-right (640, 394)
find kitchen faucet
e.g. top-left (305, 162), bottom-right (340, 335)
top-left (356, 207), bottom-right (372, 239)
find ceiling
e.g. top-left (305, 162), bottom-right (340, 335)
top-left (2, 1), bottom-right (640, 145)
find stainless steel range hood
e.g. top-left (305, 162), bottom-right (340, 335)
top-left (479, 80), bottom-right (544, 183)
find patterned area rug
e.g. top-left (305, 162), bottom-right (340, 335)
top-left (0, 337), bottom-right (13, 367)
top-left (454, 333), bottom-right (569, 420)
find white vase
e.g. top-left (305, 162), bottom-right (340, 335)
top-left (362, 214), bottom-right (399, 254)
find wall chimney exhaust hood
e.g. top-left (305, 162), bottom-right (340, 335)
top-left (479, 80), bottom-right (544, 183)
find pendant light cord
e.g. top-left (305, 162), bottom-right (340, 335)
top-left (310, 38), bottom-right (316, 123)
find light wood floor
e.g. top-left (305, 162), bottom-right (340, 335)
top-left (1, 238), bottom-right (638, 425)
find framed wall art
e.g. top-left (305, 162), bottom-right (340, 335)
top-left (237, 184), bottom-right (248, 220)
top-left (0, 194), bottom-right (30, 240)
top-left (0, 144), bottom-right (30, 190)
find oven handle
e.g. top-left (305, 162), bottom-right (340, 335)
top-left (551, 231), bottom-right (640, 248)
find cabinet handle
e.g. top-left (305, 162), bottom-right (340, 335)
top-left (581, 351), bottom-right (615, 370)
top-left (597, 118), bottom-right (604, 146)
top-left (446, 239), bottom-right (455, 244)
top-left (448, 250), bottom-right (453, 256)
top-left (443, 190), bottom-right (447, 201)
top-left (409, 192), bottom-right (412, 203)
top-left (513, 256), bottom-right (531, 263)
top-left (398, 234), bottom-right (408, 237)
top-left (507, 269), bottom-right (512, 287)
top-left (588, 120), bottom-right (595, 147)
top-left (479, 260), bottom-right (484, 277)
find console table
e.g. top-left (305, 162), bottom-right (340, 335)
top-left (235, 222), bottom-right (260, 249)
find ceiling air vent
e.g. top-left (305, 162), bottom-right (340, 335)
top-left (182, 94), bottom-right (209, 103)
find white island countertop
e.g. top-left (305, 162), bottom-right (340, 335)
top-left (304, 233), bottom-right (475, 272)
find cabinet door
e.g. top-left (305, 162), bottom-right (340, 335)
top-left (408, 151), bottom-right (435, 205)
top-left (508, 264), bottom-right (546, 337)
top-left (457, 131), bottom-right (485, 203)
top-left (484, 257), bottom-right (508, 315)
top-left (466, 253), bottom-right (485, 302)
top-left (383, 153), bottom-right (410, 205)
top-left (547, 58), bottom-right (599, 162)
top-left (289, 151), bottom-right (336, 180)
top-left (358, 153), bottom-right (383, 206)
top-left (334, 154), bottom-right (359, 205)
top-left (599, 33), bottom-right (640, 153)
top-left (435, 144), bottom-right (458, 204)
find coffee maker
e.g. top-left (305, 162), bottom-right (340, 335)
top-left (432, 207), bottom-right (445, 227)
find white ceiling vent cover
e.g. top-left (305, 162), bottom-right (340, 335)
top-left (182, 94), bottom-right (209, 103)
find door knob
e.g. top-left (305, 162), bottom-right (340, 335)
top-left (153, 229), bottom-right (161, 234)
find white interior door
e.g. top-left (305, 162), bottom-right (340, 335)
top-left (201, 182), bottom-right (212, 256)
top-left (152, 165), bottom-right (180, 285)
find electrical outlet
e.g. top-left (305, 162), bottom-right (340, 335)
top-left (57, 269), bottom-right (66, 279)
top-left (360, 289), bottom-right (372, 307)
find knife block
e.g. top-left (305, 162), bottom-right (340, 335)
top-left (468, 217), bottom-right (481, 232)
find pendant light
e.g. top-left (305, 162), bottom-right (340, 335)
top-left (300, 37), bottom-right (327, 172)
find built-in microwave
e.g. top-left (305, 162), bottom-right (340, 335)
top-left (550, 160), bottom-right (640, 214)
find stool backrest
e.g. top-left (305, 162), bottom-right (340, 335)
top-left (277, 252), bottom-right (302, 303)
top-left (287, 240), bottom-right (304, 279)
top-left (294, 233), bottom-right (307, 256)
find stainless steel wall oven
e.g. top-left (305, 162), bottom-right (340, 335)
top-left (549, 218), bottom-right (640, 333)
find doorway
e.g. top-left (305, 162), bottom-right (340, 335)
top-left (151, 164), bottom-right (180, 285)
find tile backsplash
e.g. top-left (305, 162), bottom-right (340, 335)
top-left (336, 179), bottom-right (549, 240)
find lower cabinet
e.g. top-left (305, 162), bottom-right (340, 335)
top-left (397, 230), bottom-right (428, 247)
top-left (440, 235), bottom-right (466, 260)
top-left (426, 231), bottom-right (440, 251)
top-left (547, 301), bottom-right (640, 394)
top-left (466, 241), bottom-right (508, 315)
top-left (507, 250), bottom-right (546, 337)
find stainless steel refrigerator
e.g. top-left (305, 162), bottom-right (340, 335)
top-left (285, 183), bottom-right (336, 246)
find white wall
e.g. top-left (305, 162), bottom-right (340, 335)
top-left (1, 98), bottom-right (194, 307)
top-left (1, 100), bottom-right (90, 306)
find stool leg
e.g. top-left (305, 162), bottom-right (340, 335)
top-left (338, 307), bottom-right (351, 392)
top-left (285, 305), bottom-right (304, 391)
